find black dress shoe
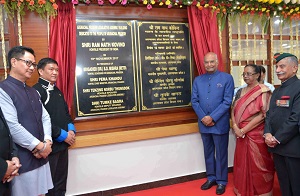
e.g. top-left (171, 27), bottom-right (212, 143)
top-left (201, 180), bottom-right (217, 190)
top-left (216, 184), bottom-right (226, 195)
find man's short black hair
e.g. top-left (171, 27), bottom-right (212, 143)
top-left (37, 57), bottom-right (58, 71)
top-left (7, 46), bottom-right (35, 69)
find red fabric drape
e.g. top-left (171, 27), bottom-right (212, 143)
top-left (49, 0), bottom-right (76, 112)
top-left (187, 6), bottom-right (224, 75)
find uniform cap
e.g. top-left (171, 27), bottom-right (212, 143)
top-left (274, 52), bottom-right (297, 63)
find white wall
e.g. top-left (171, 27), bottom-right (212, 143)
top-left (66, 131), bottom-right (236, 196)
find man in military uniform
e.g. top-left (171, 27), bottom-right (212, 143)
top-left (264, 52), bottom-right (300, 196)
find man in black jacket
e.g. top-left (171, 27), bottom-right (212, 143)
top-left (264, 52), bottom-right (300, 196)
top-left (0, 107), bottom-right (20, 196)
top-left (33, 58), bottom-right (76, 196)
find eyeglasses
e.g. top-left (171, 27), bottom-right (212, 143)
top-left (241, 72), bottom-right (257, 77)
top-left (15, 58), bottom-right (37, 69)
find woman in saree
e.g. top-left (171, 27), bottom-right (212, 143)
top-left (232, 64), bottom-right (275, 196)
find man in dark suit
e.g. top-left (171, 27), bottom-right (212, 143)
top-left (191, 52), bottom-right (234, 195)
top-left (33, 58), bottom-right (76, 196)
top-left (0, 107), bottom-right (20, 196)
top-left (264, 52), bottom-right (300, 196)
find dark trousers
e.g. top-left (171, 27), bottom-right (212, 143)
top-left (0, 182), bottom-right (10, 196)
top-left (46, 148), bottom-right (69, 196)
top-left (201, 132), bottom-right (229, 185)
top-left (273, 153), bottom-right (300, 196)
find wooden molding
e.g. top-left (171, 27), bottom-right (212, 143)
top-left (71, 122), bottom-right (198, 148)
top-left (74, 108), bottom-right (197, 135)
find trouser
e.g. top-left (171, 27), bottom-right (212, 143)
top-left (273, 153), bottom-right (300, 196)
top-left (46, 148), bottom-right (69, 196)
top-left (201, 132), bottom-right (229, 185)
top-left (0, 182), bottom-right (11, 196)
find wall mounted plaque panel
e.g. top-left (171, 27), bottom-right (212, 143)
top-left (75, 20), bottom-right (138, 117)
top-left (137, 22), bottom-right (192, 110)
top-left (75, 19), bottom-right (192, 117)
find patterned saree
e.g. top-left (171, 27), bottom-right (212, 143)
top-left (232, 84), bottom-right (275, 196)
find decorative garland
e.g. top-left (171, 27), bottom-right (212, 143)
top-left (289, 22), bottom-right (293, 53)
top-left (280, 22), bottom-right (283, 52)
top-left (17, 8), bottom-right (22, 46)
top-left (261, 21), bottom-right (265, 66)
top-left (237, 16), bottom-right (243, 86)
top-left (218, 16), bottom-right (222, 54)
top-left (253, 20), bottom-right (257, 64)
top-left (0, 7), bottom-right (7, 79)
top-left (296, 20), bottom-right (299, 59)
top-left (47, 13), bottom-right (50, 47)
top-left (228, 16), bottom-right (233, 77)
top-left (270, 17), bottom-right (274, 84)
top-left (0, 0), bottom-right (299, 22)
top-left (245, 17), bottom-right (249, 64)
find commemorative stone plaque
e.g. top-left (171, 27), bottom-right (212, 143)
top-left (74, 19), bottom-right (192, 117)
top-left (75, 20), bottom-right (138, 117)
top-left (137, 22), bottom-right (192, 110)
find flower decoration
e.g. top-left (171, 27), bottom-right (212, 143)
top-left (120, 0), bottom-right (127, 5)
top-left (72, 0), bottom-right (79, 4)
top-left (97, 0), bottom-right (104, 5)
top-left (0, 0), bottom-right (299, 24)
top-left (147, 3), bottom-right (152, 9)
top-left (109, 0), bottom-right (117, 4)
top-left (1, 0), bottom-right (58, 18)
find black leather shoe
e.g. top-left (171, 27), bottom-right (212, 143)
top-left (216, 184), bottom-right (226, 195)
top-left (201, 180), bottom-right (217, 190)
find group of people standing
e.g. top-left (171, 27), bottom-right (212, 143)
top-left (192, 52), bottom-right (300, 195)
top-left (1, 46), bottom-right (300, 196)
top-left (0, 46), bottom-right (76, 196)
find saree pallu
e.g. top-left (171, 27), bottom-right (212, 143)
top-left (233, 85), bottom-right (275, 196)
